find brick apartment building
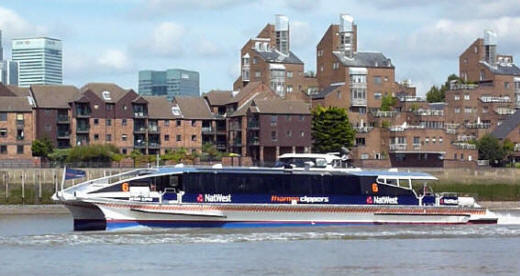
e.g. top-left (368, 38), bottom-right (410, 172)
top-left (0, 84), bottom-right (36, 166)
top-left (233, 15), bottom-right (318, 98)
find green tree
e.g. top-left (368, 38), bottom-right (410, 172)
top-left (380, 94), bottom-right (397, 111)
top-left (31, 138), bottom-right (55, 158)
top-left (311, 106), bottom-right (356, 153)
top-left (202, 143), bottom-right (221, 162)
top-left (477, 134), bottom-right (508, 166)
top-left (426, 74), bottom-right (463, 103)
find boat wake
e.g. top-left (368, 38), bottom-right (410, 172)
top-left (2, 224), bottom-right (520, 247)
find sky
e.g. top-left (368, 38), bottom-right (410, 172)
top-left (0, 0), bottom-right (519, 95)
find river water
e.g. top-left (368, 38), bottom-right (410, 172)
top-left (1, 211), bottom-right (520, 275)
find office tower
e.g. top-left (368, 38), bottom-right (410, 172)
top-left (12, 37), bottom-right (62, 87)
top-left (138, 69), bottom-right (200, 100)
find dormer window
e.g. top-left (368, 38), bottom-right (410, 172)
top-left (102, 91), bottom-right (111, 101)
top-left (171, 105), bottom-right (181, 116)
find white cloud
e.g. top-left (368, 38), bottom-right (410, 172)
top-left (0, 6), bottom-right (46, 41)
top-left (195, 36), bottom-right (224, 57)
top-left (97, 49), bottom-right (132, 70)
top-left (132, 22), bottom-right (186, 57)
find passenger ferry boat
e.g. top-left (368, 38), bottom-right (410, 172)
top-left (53, 158), bottom-right (497, 231)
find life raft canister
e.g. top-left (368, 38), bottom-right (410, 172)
top-left (122, 182), bottom-right (129, 192)
top-left (372, 183), bottom-right (378, 193)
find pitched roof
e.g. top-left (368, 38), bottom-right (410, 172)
top-left (0, 96), bottom-right (33, 112)
top-left (80, 83), bottom-right (133, 103)
top-left (204, 90), bottom-right (232, 106)
top-left (0, 83), bottom-right (16, 96)
top-left (30, 85), bottom-right (79, 108)
top-left (143, 96), bottom-right (180, 119)
top-left (174, 96), bottom-right (215, 119)
top-left (251, 99), bottom-right (310, 115)
top-left (491, 110), bottom-right (520, 139)
top-left (253, 49), bottom-right (303, 64)
top-left (333, 51), bottom-right (394, 68)
top-left (228, 82), bottom-right (276, 104)
top-left (6, 85), bottom-right (32, 97)
top-left (481, 61), bottom-right (520, 76)
top-left (311, 85), bottom-right (342, 100)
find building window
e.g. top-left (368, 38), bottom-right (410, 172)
top-left (432, 137), bottom-right (436, 144)
top-left (332, 63), bottom-right (339, 70)
top-left (287, 130), bottom-right (292, 137)
top-left (287, 86), bottom-right (293, 93)
top-left (299, 115), bottom-right (304, 121)
top-left (192, 135), bottom-right (197, 141)
top-left (374, 92), bottom-right (382, 100)
top-left (94, 134), bottom-right (99, 140)
top-left (253, 57), bottom-right (257, 64)
top-left (176, 135), bottom-right (182, 142)
top-left (17, 145), bottom-right (23, 154)
top-left (454, 108), bottom-right (460, 114)
top-left (505, 82), bottom-right (510, 89)
top-left (361, 153), bottom-right (369, 160)
top-left (454, 95), bottom-right (460, 101)
top-left (374, 76), bottom-right (382, 84)
top-left (320, 65), bottom-right (323, 72)
top-left (300, 131), bottom-right (305, 137)
top-left (122, 148), bottom-right (127, 155)
top-left (464, 94), bottom-right (470, 100)
top-left (164, 120), bottom-right (170, 126)
top-left (413, 136), bottom-right (420, 145)
top-left (464, 107), bottom-right (472, 114)
top-left (176, 120), bottom-right (181, 127)
top-left (287, 71), bottom-right (293, 78)
top-left (122, 134), bottom-right (127, 141)
top-left (17, 129), bottom-right (24, 140)
top-left (0, 129), bottom-right (6, 138)
top-left (271, 115), bottom-right (277, 126)
top-left (165, 135), bottom-right (170, 141)
top-left (0, 113), bottom-right (6, 121)
top-left (94, 119), bottom-right (99, 125)
top-left (191, 120), bottom-right (196, 127)
top-left (439, 137), bottom-right (443, 144)
top-left (0, 145), bottom-right (6, 154)
top-left (106, 134), bottom-right (112, 141)
top-left (480, 70), bottom-right (485, 81)
top-left (106, 104), bottom-right (114, 111)
top-left (106, 119), bottom-right (112, 126)
top-left (356, 137), bottom-right (366, 146)
top-left (425, 137), bottom-right (429, 144)
top-left (271, 131), bottom-right (277, 141)
top-left (122, 119), bottom-right (127, 126)
top-left (255, 71), bottom-right (261, 78)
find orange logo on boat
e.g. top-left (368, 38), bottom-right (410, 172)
top-left (122, 182), bottom-right (129, 192)
top-left (372, 183), bottom-right (379, 193)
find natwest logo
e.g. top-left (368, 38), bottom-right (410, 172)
top-left (373, 196), bottom-right (398, 205)
top-left (198, 194), bottom-right (232, 203)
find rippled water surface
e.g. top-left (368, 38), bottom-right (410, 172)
top-left (1, 211), bottom-right (520, 275)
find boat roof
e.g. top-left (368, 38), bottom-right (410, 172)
top-left (149, 166), bottom-right (437, 180)
top-left (277, 153), bottom-right (342, 162)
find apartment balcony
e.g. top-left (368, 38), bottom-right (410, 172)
top-left (446, 129), bottom-right (457, 135)
top-left (350, 83), bottom-right (367, 89)
top-left (457, 135), bottom-right (476, 142)
top-left (247, 137), bottom-right (260, 146)
top-left (480, 96), bottom-right (511, 103)
top-left (148, 142), bottom-right (161, 149)
top-left (390, 125), bottom-right (425, 132)
top-left (414, 109), bottom-right (444, 116)
top-left (133, 111), bottom-right (148, 118)
top-left (76, 126), bottom-right (90, 133)
top-left (355, 126), bottom-right (373, 133)
top-left (202, 126), bottom-right (215, 134)
top-left (371, 110), bottom-right (396, 118)
top-left (389, 144), bottom-right (407, 151)
top-left (148, 126), bottom-right (160, 134)
top-left (398, 96), bottom-right (426, 102)
top-left (57, 116), bottom-right (70, 124)
top-left (351, 98), bottom-right (367, 107)
top-left (57, 131), bottom-right (70, 139)
top-left (445, 123), bottom-right (460, 129)
top-left (76, 110), bottom-right (91, 118)
top-left (134, 142), bottom-right (147, 149)
top-left (449, 83), bottom-right (479, 90)
top-left (464, 122), bottom-right (491, 129)
top-left (247, 120), bottom-right (260, 129)
top-left (133, 126), bottom-right (147, 134)
top-left (494, 108), bottom-right (516, 115)
top-left (453, 142), bottom-right (476, 150)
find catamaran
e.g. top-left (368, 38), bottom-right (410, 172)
top-left (52, 157), bottom-right (497, 231)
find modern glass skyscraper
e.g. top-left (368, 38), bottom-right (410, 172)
top-left (0, 61), bottom-right (18, 85)
top-left (11, 37), bottom-right (62, 87)
top-left (138, 69), bottom-right (199, 100)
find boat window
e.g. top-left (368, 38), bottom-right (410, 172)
top-left (398, 179), bottom-right (410, 188)
top-left (386, 178), bottom-right (398, 186)
top-left (315, 158), bottom-right (327, 168)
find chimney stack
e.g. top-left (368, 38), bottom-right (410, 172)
top-left (275, 15), bottom-right (289, 55)
top-left (339, 14), bottom-right (355, 58)
top-left (484, 30), bottom-right (497, 65)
